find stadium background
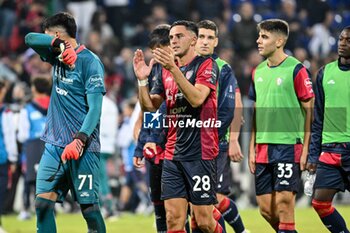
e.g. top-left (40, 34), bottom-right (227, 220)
top-left (0, 0), bottom-right (350, 232)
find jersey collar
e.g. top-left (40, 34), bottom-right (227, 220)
top-left (75, 45), bottom-right (86, 54)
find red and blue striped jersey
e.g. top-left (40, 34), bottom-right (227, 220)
top-left (151, 55), bottom-right (219, 161)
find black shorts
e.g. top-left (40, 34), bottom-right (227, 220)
top-left (314, 151), bottom-right (350, 192)
top-left (23, 139), bottom-right (45, 182)
top-left (255, 162), bottom-right (301, 195)
top-left (161, 159), bottom-right (217, 205)
top-left (216, 150), bottom-right (231, 195)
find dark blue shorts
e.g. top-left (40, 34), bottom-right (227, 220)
top-left (216, 151), bottom-right (231, 195)
top-left (255, 162), bottom-right (301, 195)
top-left (314, 148), bottom-right (350, 192)
top-left (124, 169), bottom-right (144, 187)
top-left (161, 159), bottom-right (217, 205)
top-left (146, 160), bottom-right (163, 202)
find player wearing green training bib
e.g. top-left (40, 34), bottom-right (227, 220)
top-left (307, 26), bottom-right (350, 233)
top-left (248, 19), bottom-right (314, 233)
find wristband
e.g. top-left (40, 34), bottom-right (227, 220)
top-left (138, 79), bottom-right (148, 87)
top-left (74, 132), bottom-right (89, 145)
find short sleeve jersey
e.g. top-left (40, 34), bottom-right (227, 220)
top-left (151, 56), bottom-right (219, 161)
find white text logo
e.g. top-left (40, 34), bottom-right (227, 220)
top-left (56, 86), bottom-right (68, 96)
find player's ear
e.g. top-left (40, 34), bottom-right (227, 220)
top-left (214, 37), bottom-right (218, 48)
top-left (276, 35), bottom-right (285, 49)
top-left (191, 36), bottom-right (197, 46)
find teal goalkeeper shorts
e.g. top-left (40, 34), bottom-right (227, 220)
top-left (36, 143), bottom-right (100, 204)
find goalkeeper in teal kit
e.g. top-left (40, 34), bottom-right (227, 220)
top-left (25, 12), bottom-right (106, 233)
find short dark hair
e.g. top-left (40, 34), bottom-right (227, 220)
top-left (257, 19), bottom-right (289, 37)
top-left (31, 77), bottom-right (51, 95)
top-left (149, 24), bottom-right (170, 49)
top-left (171, 20), bottom-right (198, 37)
top-left (343, 25), bottom-right (350, 31)
top-left (42, 12), bottom-right (77, 38)
top-left (197, 20), bottom-right (218, 37)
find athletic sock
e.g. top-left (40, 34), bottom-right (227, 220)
top-left (153, 201), bottom-right (167, 232)
top-left (81, 204), bottom-right (106, 233)
top-left (213, 207), bottom-right (226, 232)
top-left (312, 200), bottom-right (350, 233)
top-left (278, 222), bottom-right (296, 233)
top-left (35, 197), bottom-right (56, 233)
top-left (217, 196), bottom-right (245, 233)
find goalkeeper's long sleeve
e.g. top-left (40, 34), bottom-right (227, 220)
top-left (79, 92), bottom-right (103, 137)
top-left (25, 33), bottom-right (56, 63)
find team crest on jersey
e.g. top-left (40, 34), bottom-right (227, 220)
top-left (185, 70), bottom-right (194, 80)
top-left (165, 89), bottom-right (173, 101)
top-left (276, 77), bottom-right (283, 86)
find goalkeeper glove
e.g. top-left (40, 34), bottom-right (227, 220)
top-left (61, 132), bottom-right (88, 162)
top-left (51, 38), bottom-right (77, 66)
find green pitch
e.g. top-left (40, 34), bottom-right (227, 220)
top-left (2, 206), bottom-right (350, 233)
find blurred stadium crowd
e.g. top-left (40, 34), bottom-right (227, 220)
top-left (0, 0), bottom-right (350, 220)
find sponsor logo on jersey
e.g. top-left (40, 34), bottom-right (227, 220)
top-left (204, 69), bottom-right (216, 78)
top-left (55, 86), bottom-right (68, 96)
top-left (256, 77), bottom-right (263, 82)
top-left (304, 78), bottom-right (313, 87)
top-left (89, 74), bottom-right (104, 88)
top-left (61, 77), bottom-right (73, 84)
top-left (327, 80), bottom-right (335, 85)
top-left (170, 106), bottom-right (187, 114)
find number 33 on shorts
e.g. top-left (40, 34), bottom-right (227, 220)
top-left (277, 163), bottom-right (293, 178)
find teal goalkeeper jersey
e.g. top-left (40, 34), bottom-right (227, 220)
top-left (25, 33), bottom-right (105, 152)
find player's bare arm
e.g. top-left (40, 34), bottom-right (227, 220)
top-left (229, 91), bottom-right (244, 162)
top-left (300, 97), bottom-right (314, 171)
top-left (133, 49), bottom-right (163, 111)
top-left (249, 104), bottom-right (256, 174)
top-left (154, 47), bottom-right (211, 107)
